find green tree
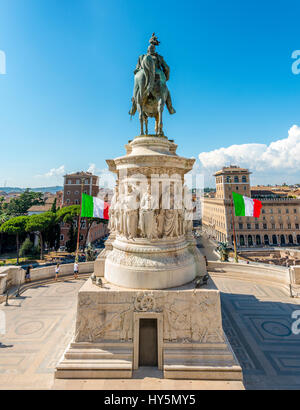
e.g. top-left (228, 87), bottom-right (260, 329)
top-left (0, 212), bottom-right (10, 254)
top-left (25, 212), bottom-right (55, 260)
top-left (50, 198), bottom-right (57, 213)
top-left (56, 205), bottom-right (107, 251)
top-left (44, 221), bottom-right (61, 252)
top-left (66, 223), bottom-right (77, 253)
top-left (7, 189), bottom-right (44, 216)
top-left (57, 205), bottom-right (80, 252)
top-left (56, 205), bottom-right (80, 224)
top-left (0, 216), bottom-right (28, 264)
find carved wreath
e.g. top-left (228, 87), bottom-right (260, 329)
top-left (134, 293), bottom-right (156, 312)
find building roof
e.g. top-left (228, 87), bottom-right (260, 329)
top-left (214, 165), bottom-right (251, 176)
top-left (27, 194), bottom-right (56, 213)
top-left (64, 171), bottom-right (96, 178)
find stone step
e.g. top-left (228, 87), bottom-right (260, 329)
top-left (164, 364), bottom-right (243, 381)
top-left (164, 348), bottom-right (234, 363)
top-left (70, 342), bottom-right (133, 349)
top-left (57, 359), bottom-right (132, 369)
top-left (55, 356), bottom-right (133, 379)
top-left (65, 349), bottom-right (132, 360)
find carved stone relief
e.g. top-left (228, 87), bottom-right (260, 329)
top-left (75, 289), bottom-right (224, 345)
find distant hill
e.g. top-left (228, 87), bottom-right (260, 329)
top-left (0, 186), bottom-right (63, 194)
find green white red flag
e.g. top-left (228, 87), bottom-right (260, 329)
top-left (232, 192), bottom-right (262, 218)
top-left (81, 193), bottom-right (109, 219)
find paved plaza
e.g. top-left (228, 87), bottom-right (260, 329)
top-left (0, 274), bottom-right (300, 390)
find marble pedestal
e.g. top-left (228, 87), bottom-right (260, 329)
top-left (55, 134), bottom-right (242, 382)
top-left (55, 278), bottom-right (242, 381)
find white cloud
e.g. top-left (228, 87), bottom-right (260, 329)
top-left (198, 125), bottom-right (300, 184)
top-left (44, 165), bottom-right (66, 178)
top-left (87, 163), bottom-right (97, 174)
top-left (36, 165), bottom-right (66, 179)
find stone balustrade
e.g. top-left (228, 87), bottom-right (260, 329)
top-left (0, 262), bottom-right (95, 295)
top-left (208, 260), bottom-right (291, 290)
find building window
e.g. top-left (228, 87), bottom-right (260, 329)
top-left (244, 186), bottom-right (246, 190)
top-left (80, 234), bottom-right (84, 241)
top-left (270, 209), bottom-right (273, 214)
top-left (286, 209), bottom-right (289, 214)
top-left (296, 224), bottom-right (299, 229)
top-left (234, 176), bottom-right (239, 183)
top-left (236, 186), bottom-right (239, 191)
top-left (68, 179), bottom-right (72, 184)
top-left (239, 223), bottom-right (243, 229)
top-left (242, 176), bottom-right (247, 183)
top-left (280, 223), bottom-right (283, 229)
top-left (247, 223), bottom-right (251, 229)
top-left (76, 179), bottom-right (80, 184)
top-left (226, 176), bottom-right (231, 183)
top-left (75, 199), bottom-right (79, 205)
top-left (66, 191), bottom-right (70, 195)
top-left (294, 209), bottom-right (297, 214)
top-left (60, 234), bottom-right (64, 241)
top-left (288, 223), bottom-right (291, 229)
top-left (85, 179), bottom-right (89, 185)
top-left (262, 209), bottom-right (265, 214)
top-left (272, 224), bottom-right (275, 229)
top-left (263, 223), bottom-right (267, 229)
top-left (278, 209), bottom-right (281, 214)
top-left (75, 191), bottom-right (79, 195)
top-left (255, 223), bottom-right (259, 229)
top-left (66, 199), bottom-right (70, 204)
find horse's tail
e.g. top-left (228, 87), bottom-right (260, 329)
top-left (141, 54), bottom-right (155, 96)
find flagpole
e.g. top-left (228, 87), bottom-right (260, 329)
top-left (76, 178), bottom-right (84, 260)
top-left (230, 179), bottom-right (238, 263)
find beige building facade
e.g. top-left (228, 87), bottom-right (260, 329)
top-left (202, 166), bottom-right (300, 247)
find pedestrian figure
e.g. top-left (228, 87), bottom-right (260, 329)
top-left (25, 265), bottom-right (32, 283)
top-left (74, 261), bottom-right (79, 279)
top-left (55, 263), bottom-right (60, 281)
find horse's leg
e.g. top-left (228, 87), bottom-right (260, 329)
top-left (158, 99), bottom-right (164, 136)
top-left (137, 103), bottom-right (144, 135)
top-left (155, 114), bottom-right (159, 135)
top-left (144, 114), bottom-right (148, 135)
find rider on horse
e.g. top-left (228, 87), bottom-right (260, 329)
top-left (129, 34), bottom-right (176, 118)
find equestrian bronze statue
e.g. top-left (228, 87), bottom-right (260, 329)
top-left (129, 33), bottom-right (176, 136)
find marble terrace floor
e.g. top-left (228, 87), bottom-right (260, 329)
top-left (0, 276), bottom-right (300, 390)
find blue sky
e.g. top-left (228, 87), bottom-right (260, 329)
top-left (0, 0), bottom-right (300, 188)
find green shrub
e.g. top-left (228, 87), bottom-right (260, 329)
top-left (20, 238), bottom-right (34, 256)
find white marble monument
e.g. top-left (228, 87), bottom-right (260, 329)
top-left (55, 33), bottom-right (242, 381)
top-left (55, 134), bottom-right (243, 381)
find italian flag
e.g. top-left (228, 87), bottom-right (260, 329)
top-left (81, 193), bottom-right (109, 219)
top-left (232, 192), bottom-right (262, 218)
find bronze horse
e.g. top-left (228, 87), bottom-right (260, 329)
top-left (129, 48), bottom-right (175, 136)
